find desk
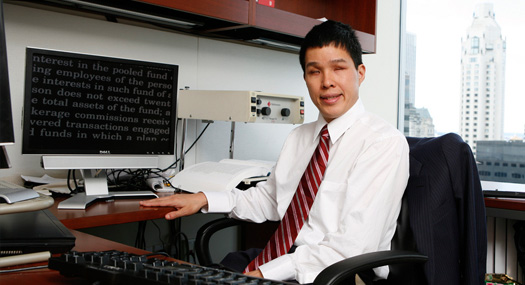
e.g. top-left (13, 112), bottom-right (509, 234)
top-left (0, 230), bottom-right (179, 284)
top-left (50, 195), bottom-right (525, 229)
top-left (485, 197), bottom-right (525, 220)
top-left (49, 193), bottom-right (173, 229)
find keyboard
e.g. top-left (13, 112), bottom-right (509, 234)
top-left (48, 250), bottom-right (296, 284)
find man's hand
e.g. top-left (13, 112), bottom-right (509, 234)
top-left (244, 269), bottom-right (263, 278)
top-left (139, 192), bottom-right (208, 220)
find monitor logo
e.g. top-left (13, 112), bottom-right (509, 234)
top-left (99, 150), bottom-right (111, 154)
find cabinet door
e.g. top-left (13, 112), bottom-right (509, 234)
top-left (252, 0), bottom-right (376, 53)
top-left (138, 0), bottom-right (250, 24)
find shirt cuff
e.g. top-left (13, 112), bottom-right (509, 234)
top-left (200, 191), bottom-right (232, 213)
top-left (258, 254), bottom-right (295, 282)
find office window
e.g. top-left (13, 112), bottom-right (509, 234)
top-left (403, 1), bottom-right (525, 186)
top-left (495, 172), bottom-right (507, 178)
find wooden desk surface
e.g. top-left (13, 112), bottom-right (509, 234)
top-left (485, 197), bottom-right (525, 211)
top-left (49, 195), bottom-right (525, 229)
top-left (0, 230), bottom-right (178, 284)
top-left (49, 193), bottom-right (174, 229)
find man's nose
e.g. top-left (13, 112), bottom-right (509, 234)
top-left (322, 72), bottom-right (335, 88)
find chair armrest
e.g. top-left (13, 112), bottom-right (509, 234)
top-left (313, 250), bottom-right (428, 285)
top-left (195, 217), bottom-right (245, 266)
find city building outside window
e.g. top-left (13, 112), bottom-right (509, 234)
top-left (403, 0), bottom-right (525, 186)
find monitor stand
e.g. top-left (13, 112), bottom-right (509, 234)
top-left (57, 169), bottom-right (158, 210)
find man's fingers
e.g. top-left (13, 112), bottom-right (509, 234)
top-left (165, 210), bottom-right (181, 220)
top-left (140, 195), bottom-right (179, 207)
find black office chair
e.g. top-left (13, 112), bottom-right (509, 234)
top-left (195, 133), bottom-right (487, 285)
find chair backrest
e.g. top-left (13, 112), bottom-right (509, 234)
top-left (387, 134), bottom-right (487, 285)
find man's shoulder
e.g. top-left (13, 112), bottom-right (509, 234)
top-left (289, 121), bottom-right (317, 135)
top-left (357, 111), bottom-right (404, 139)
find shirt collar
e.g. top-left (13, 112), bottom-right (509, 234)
top-left (314, 98), bottom-right (365, 144)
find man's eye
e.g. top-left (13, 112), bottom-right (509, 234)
top-left (308, 70), bottom-right (320, 74)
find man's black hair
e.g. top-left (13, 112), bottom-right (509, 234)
top-left (299, 20), bottom-right (363, 72)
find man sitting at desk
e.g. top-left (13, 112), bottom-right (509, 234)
top-left (141, 20), bottom-right (409, 284)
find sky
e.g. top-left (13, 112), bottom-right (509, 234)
top-left (405, 0), bottom-right (525, 137)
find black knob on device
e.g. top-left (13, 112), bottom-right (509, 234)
top-left (281, 108), bottom-right (291, 117)
top-left (261, 107), bottom-right (271, 116)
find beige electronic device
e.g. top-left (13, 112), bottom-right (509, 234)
top-left (177, 90), bottom-right (304, 124)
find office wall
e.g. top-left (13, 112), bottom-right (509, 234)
top-left (0, 0), bottom-right (401, 179)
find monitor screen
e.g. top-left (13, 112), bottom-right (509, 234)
top-left (21, 48), bottom-right (178, 205)
top-left (22, 48), bottom-right (178, 156)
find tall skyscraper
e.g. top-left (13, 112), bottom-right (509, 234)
top-left (405, 33), bottom-right (417, 107)
top-left (460, 3), bottom-right (506, 154)
top-left (403, 32), bottom-right (435, 137)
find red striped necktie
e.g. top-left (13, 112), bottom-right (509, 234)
top-left (244, 125), bottom-right (330, 273)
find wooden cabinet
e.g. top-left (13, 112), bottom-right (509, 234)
top-left (139, 0), bottom-right (376, 53)
top-left (137, 0), bottom-right (250, 25)
top-left (253, 0), bottom-right (376, 52)
top-left (16, 0), bottom-right (376, 53)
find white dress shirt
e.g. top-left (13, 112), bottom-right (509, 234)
top-left (203, 99), bottom-right (410, 284)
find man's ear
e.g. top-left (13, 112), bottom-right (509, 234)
top-left (357, 64), bottom-right (366, 85)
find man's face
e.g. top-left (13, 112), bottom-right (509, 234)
top-left (304, 45), bottom-right (366, 123)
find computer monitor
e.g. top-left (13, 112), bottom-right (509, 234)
top-left (22, 47), bottom-right (178, 208)
top-left (0, 0), bottom-right (15, 169)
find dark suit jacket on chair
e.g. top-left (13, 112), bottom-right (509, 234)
top-left (406, 133), bottom-right (487, 285)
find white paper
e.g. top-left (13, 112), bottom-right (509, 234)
top-left (170, 159), bottom-right (274, 193)
top-left (21, 174), bottom-right (67, 184)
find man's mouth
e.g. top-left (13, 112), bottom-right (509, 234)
top-left (320, 94), bottom-right (341, 104)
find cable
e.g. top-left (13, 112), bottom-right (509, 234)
top-left (0, 265), bottom-right (48, 273)
top-left (135, 221), bottom-right (148, 249)
top-left (67, 169), bottom-right (80, 194)
top-left (159, 122), bottom-right (211, 172)
top-left (150, 219), bottom-right (167, 252)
